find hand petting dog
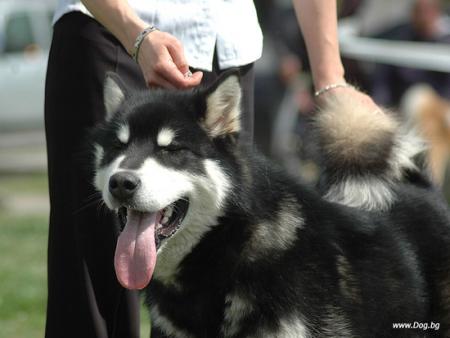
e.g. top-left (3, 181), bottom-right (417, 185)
top-left (136, 30), bottom-right (203, 89)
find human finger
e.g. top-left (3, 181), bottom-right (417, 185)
top-left (152, 48), bottom-right (196, 88)
top-left (166, 38), bottom-right (190, 74)
top-left (146, 71), bottom-right (177, 90)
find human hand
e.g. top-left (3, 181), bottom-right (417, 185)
top-left (316, 85), bottom-right (380, 113)
top-left (279, 54), bottom-right (302, 85)
top-left (136, 30), bottom-right (203, 89)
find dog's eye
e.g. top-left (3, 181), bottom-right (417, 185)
top-left (160, 144), bottom-right (202, 157)
top-left (164, 144), bottom-right (187, 152)
top-left (113, 138), bottom-right (128, 149)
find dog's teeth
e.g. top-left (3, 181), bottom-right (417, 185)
top-left (162, 216), bottom-right (169, 225)
top-left (165, 207), bottom-right (173, 218)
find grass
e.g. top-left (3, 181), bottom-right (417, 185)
top-left (0, 213), bottom-right (48, 338)
top-left (0, 173), bottom-right (150, 338)
top-left (0, 173), bottom-right (49, 195)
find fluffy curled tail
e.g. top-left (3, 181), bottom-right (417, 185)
top-left (315, 95), bottom-right (424, 211)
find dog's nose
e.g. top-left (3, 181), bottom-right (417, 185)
top-left (109, 172), bottom-right (140, 201)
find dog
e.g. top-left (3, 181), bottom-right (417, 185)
top-left (90, 71), bottom-right (450, 337)
top-left (402, 84), bottom-right (450, 188)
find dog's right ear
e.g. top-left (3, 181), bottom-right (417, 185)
top-left (104, 72), bottom-right (128, 120)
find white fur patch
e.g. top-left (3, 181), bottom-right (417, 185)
top-left (324, 177), bottom-right (395, 211)
top-left (157, 128), bottom-right (176, 147)
top-left (277, 316), bottom-right (310, 338)
top-left (94, 155), bottom-right (125, 209)
top-left (222, 293), bottom-right (253, 336)
top-left (246, 203), bottom-right (303, 261)
top-left (150, 305), bottom-right (193, 338)
top-left (321, 306), bottom-right (353, 337)
top-left (93, 143), bottom-right (104, 169)
top-left (154, 159), bottom-right (232, 285)
top-left (253, 315), bottom-right (309, 338)
top-left (117, 124), bottom-right (130, 144)
top-left (388, 130), bottom-right (424, 180)
top-left (132, 158), bottom-right (194, 212)
top-left (203, 159), bottom-right (231, 208)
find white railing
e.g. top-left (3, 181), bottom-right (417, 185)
top-left (338, 18), bottom-right (450, 72)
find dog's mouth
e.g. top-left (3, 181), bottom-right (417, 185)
top-left (118, 198), bottom-right (189, 247)
top-left (114, 198), bottom-right (189, 290)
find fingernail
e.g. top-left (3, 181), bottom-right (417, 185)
top-left (184, 70), bottom-right (192, 78)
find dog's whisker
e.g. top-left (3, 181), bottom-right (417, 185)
top-left (82, 191), bottom-right (102, 202)
top-left (96, 200), bottom-right (108, 217)
top-left (73, 197), bottom-right (104, 214)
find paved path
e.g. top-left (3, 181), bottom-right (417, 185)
top-left (0, 130), bottom-right (47, 173)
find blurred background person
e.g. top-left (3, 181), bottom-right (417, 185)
top-left (370, 0), bottom-right (450, 106)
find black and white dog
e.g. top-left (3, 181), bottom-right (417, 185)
top-left (91, 71), bottom-right (450, 337)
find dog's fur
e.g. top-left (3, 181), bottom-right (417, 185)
top-left (90, 72), bottom-right (450, 337)
top-left (402, 84), bottom-right (450, 187)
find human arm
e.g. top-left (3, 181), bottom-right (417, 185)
top-left (292, 0), bottom-right (344, 90)
top-left (80, 0), bottom-right (202, 89)
top-left (292, 0), bottom-right (378, 109)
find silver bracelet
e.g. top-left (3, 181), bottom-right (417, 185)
top-left (314, 83), bottom-right (353, 97)
top-left (131, 26), bottom-right (158, 63)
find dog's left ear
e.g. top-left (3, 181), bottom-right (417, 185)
top-left (103, 72), bottom-right (128, 120)
top-left (200, 71), bottom-right (242, 138)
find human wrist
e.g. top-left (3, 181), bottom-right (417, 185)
top-left (123, 18), bottom-right (149, 55)
top-left (314, 82), bottom-right (354, 98)
top-left (312, 66), bottom-right (345, 92)
top-left (130, 26), bottom-right (158, 63)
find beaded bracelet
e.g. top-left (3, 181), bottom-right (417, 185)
top-left (314, 83), bottom-right (353, 97)
top-left (131, 26), bottom-right (158, 63)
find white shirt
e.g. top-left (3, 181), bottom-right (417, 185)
top-left (53, 0), bottom-right (263, 71)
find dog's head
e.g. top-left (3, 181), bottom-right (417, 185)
top-left (91, 71), bottom-right (242, 289)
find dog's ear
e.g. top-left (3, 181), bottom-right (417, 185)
top-left (200, 71), bottom-right (242, 138)
top-left (104, 72), bottom-right (128, 120)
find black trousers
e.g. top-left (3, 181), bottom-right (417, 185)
top-left (44, 12), bottom-right (254, 338)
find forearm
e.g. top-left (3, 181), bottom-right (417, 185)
top-left (81, 0), bottom-right (147, 54)
top-left (81, 0), bottom-right (202, 89)
top-left (292, 0), bottom-right (345, 90)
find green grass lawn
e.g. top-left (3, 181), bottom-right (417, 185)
top-left (0, 173), bottom-right (150, 338)
top-left (0, 213), bottom-right (48, 338)
top-left (0, 173), bottom-right (49, 338)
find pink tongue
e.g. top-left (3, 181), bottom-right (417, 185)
top-left (114, 210), bottom-right (158, 290)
